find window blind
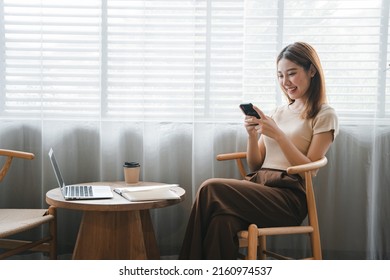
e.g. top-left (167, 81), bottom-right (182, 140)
top-left (106, 0), bottom-right (198, 120)
top-left (2, 0), bottom-right (101, 118)
top-left (1, 0), bottom-right (389, 121)
top-left (281, 0), bottom-right (385, 118)
top-left (106, 0), bottom-right (252, 121)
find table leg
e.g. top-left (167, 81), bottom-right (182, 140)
top-left (72, 210), bottom-right (160, 260)
top-left (139, 209), bottom-right (160, 259)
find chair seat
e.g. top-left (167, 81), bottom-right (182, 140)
top-left (0, 209), bottom-right (53, 238)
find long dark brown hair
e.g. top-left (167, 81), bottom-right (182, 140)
top-left (277, 42), bottom-right (327, 119)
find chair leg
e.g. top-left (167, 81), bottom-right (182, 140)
top-left (258, 235), bottom-right (266, 260)
top-left (48, 206), bottom-right (57, 260)
top-left (246, 224), bottom-right (258, 260)
top-left (310, 231), bottom-right (322, 260)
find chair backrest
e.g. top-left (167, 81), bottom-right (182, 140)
top-left (286, 157), bottom-right (327, 230)
top-left (286, 157), bottom-right (327, 260)
top-left (216, 152), bottom-right (247, 178)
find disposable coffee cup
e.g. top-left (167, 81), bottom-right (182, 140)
top-left (123, 162), bottom-right (140, 184)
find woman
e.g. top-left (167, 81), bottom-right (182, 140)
top-left (179, 42), bottom-right (339, 259)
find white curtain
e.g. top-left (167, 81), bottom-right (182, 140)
top-left (0, 0), bottom-right (389, 259)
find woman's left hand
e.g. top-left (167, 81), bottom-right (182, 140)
top-left (253, 106), bottom-right (283, 141)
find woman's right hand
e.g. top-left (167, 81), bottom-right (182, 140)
top-left (244, 115), bottom-right (259, 136)
top-left (245, 106), bottom-right (266, 171)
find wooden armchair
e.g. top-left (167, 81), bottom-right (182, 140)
top-left (0, 149), bottom-right (57, 259)
top-left (216, 152), bottom-right (327, 260)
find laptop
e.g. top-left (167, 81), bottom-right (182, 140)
top-left (48, 148), bottom-right (113, 200)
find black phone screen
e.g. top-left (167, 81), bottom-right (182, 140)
top-left (239, 103), bottom-right (261, 119)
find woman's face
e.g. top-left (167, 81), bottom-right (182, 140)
top-left (277, 58), bottom-right (314, 102)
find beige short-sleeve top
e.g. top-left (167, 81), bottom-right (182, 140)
top-left (261, 103), bottom-right (339, 171)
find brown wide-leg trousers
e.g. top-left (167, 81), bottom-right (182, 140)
top-left (179, 169), bottom-right (308, 260)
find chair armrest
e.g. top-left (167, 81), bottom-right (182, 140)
top-left (286, 157), bottom-right (327, 175)
top-left (0, 149), bottom-right (35, 182)
top-left (216, 152), bottom-right (247, 178)
top-left (216, 152), bottom-right (247, 161)
top-left (216, 152), bottom-right (327, 179)
top-left (0, 149), bottom-right (35, 160)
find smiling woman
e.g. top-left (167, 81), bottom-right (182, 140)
top-left (276, 42), bottom-right (326, 120)
top-left (179, 42), bottom-right (339, 260)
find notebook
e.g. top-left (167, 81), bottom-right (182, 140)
top-left (114, 184), bottom-right (180, 201)
top-left (48, 148), bottom-right (113, 200)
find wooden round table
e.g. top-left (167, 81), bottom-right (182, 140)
top-left (46, 181), bottom-right (185, 260)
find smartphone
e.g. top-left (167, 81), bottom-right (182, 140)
top-left (239, 103), bottom-right (261, 119)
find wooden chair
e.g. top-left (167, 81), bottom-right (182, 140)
top-left (0, 149), bottom-right (57, 259)
top-left (216, 152), bottom-right (327, 260)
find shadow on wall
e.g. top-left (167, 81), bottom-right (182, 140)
top-left (142, 123), bottom-right (193, 257)
top-left (45, 125), bottom-right (101, 257)
top-left (0, 122), bottom-right (42, 209)
top-left (3, 121), bottom-right (389, 259)
top-left (315, 126), bottom-right (390, 259)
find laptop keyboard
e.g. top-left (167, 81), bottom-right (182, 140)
top-left (68, 185), bottom-right (93, 197)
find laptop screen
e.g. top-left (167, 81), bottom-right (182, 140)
top-left (48, 148), bottom-right (66, 189)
